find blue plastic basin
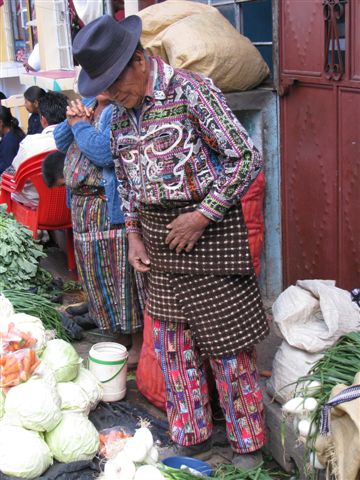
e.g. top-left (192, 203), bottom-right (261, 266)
top-left (162, 456), bottom-right (213, 476)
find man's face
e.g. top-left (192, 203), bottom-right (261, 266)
top-left (102, 51), bottom-right (148, 109)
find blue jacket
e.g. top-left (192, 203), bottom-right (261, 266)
top-left (54, 98), bottom-right (124, 224)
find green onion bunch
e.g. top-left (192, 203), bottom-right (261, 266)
top-left (2, 290), bottom-right (69, 340)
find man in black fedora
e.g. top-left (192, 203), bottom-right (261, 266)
top-left (73, 14), bottom-right (269, 469)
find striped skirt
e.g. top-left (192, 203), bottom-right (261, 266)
top-left (71, 192), bottom-right (146, 333)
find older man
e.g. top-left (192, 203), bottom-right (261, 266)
top-left (73, 15), bottom-right (269, 468)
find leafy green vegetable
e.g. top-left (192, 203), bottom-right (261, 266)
top-left (0, 205), bottom-right (46, 290)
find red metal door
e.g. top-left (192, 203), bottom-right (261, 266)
top-left (280, 0), bottom-right (360, 289)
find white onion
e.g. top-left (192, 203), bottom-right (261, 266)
top-left (134, 465), bottom-right (165, 480)
top-left (309, 452), bottom-right (325, 470)
top-left (297, 419), bottom-right (316, 438)
top-left (123, 437), bottom-right (149, 463)
top-left (304, 397), bottom-right (318, 412)
top-left (104, 452), bottom-right (136, 480)
top-left (145, 446), bottom-right (159, 465)
top-left (133, 427), bottom-right (154, 451)
top-left (282, 397), bottom-right (304, 414)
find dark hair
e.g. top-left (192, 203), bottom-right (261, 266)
top-left (38, 92), bottom-right (68, 126)
top-left (42, 151), bottom-right (65, 187)
top-left (24, 86), bottom-right (45, 103)
top-left (0, 106), bottom-right (25, 140)
top-left (0, 91), bottom-right (6, 101)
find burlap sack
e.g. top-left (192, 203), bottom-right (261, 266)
top-left (138, 1), bottom-right (270, 92)
top-left (316, 372), bottom-right (360, 480)
top-left (139, 0), bottom-right (211, 54)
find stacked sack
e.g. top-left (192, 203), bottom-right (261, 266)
top-left (138, 0), bottom-right (270, 92)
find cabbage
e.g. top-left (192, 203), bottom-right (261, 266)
top-left (41, 339), bottom-right (82, 382)
top-left (32, 362), bottom-right (58, 392)
top-left (45, 412), bottom-right (99, 463)
top-left (4, 377), bottom-right (62, 431)
top-left (57, 382), bottom-right (91, 414)
top-left (6, 312), bottom-right (47, 353)
top-left (73, 366), bottom-right (103, 410)
top-left (0, 424), bottom-right (53, 479)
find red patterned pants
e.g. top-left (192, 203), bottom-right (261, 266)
top-left (153, 319), bottom-right (266, 453)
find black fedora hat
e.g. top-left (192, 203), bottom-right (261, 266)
top-left (73, 15), bottom-right (142, 97)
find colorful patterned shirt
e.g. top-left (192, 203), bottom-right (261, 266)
top-left (110, 56), bottom-right (263, 234)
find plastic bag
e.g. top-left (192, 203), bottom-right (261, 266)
top-left (0, 348), bottom-right (40, 391)
top-left (0, 323), bottom-right (36, 354)
top-left (99, 426), bottom-right (132, 459)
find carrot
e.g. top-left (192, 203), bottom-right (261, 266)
top-left (29, 360), bottom-right (40, 374)
top-left (1, 372), bottom-right (19, 386)
top-left (22, 351), bottom-right (32, 378)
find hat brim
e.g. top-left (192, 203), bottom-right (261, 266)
top-left (77, 15), bottom-right (142, 98)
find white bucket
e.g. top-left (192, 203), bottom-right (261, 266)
top-left (88, 342), bottom-right (128, 402)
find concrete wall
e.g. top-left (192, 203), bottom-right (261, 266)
top-left (226, 88), bottom-right (282, 299)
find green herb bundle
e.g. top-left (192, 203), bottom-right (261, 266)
top-left (297, 332), bottom-right (360, 423)
top-left (0, 205), bottom-right (46, 290)
top-left (295, 332), bottom-right (360, 478)
top-left (162, 464), bottom-right (289, 479)
top-left (2, 290), bottom-right (68, 340)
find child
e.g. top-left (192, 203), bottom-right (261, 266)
top-left (0, 106), bottom-right (25, 174)
top-left (24, 86), bottom-right (45, 135)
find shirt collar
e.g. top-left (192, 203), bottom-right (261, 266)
top-left (43, 124), bottom-right (58, 134)
top-left (144, 56), bottom-right (174, 103)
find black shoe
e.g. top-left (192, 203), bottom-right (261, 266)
top-left (66, 302), bottom-right (89, 316)
top-left (73, 313), bottom-right (97, 330)
top-left (159, 437), bottom-right (212, 461)
top-left (59, 312), bottom-right (84, 341)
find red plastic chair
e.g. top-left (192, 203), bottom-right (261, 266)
top-left (0, 151), bottom-right (76, 271)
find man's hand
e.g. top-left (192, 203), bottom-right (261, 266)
top-left (23, 62), bottom-right (36, 73)
top-left (128, 233), bottom-right (151, 272)
top-left (165, 210), bottom-right (210, 254)
top-left (66, 99), bottom-right (93, 127)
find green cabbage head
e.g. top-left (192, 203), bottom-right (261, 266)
top-left (45, 412), bottom-right (99, 463)
top-left (0, 424), bottom-right (53, 479)
top-left (41, 339), bottom-right (82, 382)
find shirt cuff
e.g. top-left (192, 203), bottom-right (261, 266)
top-left (198, 192), bottom-right (233, 222)
top-left (125, 215), bottom-right (142, 235)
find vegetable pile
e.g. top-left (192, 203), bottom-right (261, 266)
top-left (0, 295), bottom-right (103, 479)
top-left (282, 331), bottom-right (360, 476)
top-left (99, 424), bottom-right (287, 480)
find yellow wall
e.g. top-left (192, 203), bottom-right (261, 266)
top-left (0, 5), bottom-right (9, 62)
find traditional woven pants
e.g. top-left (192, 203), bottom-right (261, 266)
top-left (153, 319), bottom-right (266, 453)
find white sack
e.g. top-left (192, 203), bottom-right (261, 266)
top-left (272, 279), bottom-right (360, 353)
top-left (266, 341), bottom-right (323, 404)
